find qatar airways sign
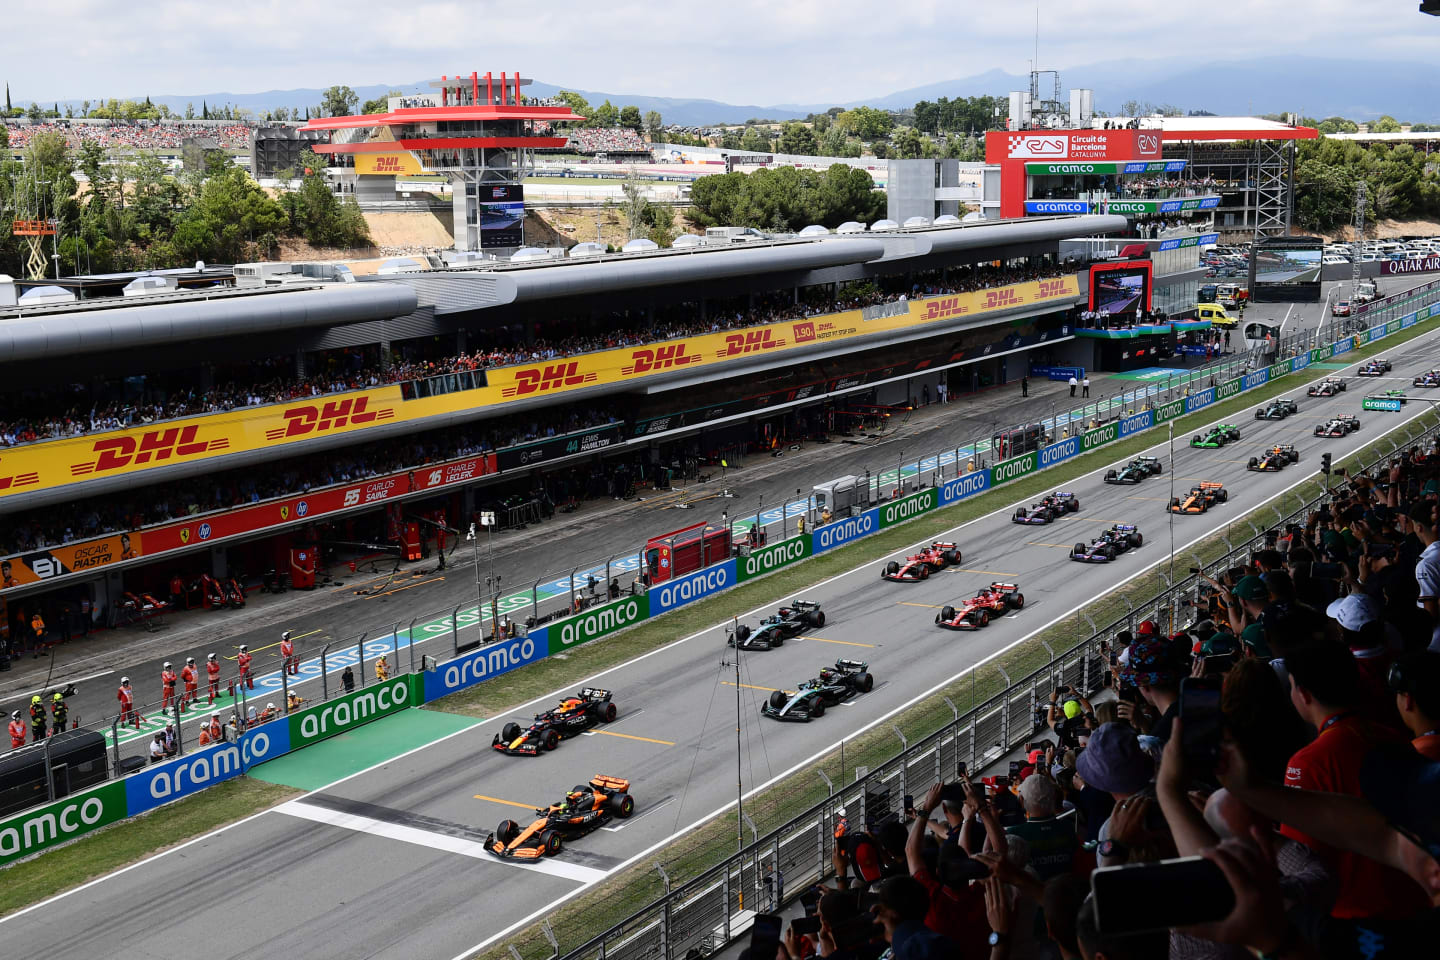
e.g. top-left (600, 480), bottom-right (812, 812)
top-left (1381, 256), bottom-right (1440, 276)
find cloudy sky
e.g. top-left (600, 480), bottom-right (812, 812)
top-left (3, 0), bottom-right (1435, 105)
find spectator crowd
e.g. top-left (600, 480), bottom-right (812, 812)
top-left (751, 436), bottom-right (1440, 960)
top-left (3, 120), bottom-right (252, 151)
top-left (565, 127), bottom-right (650, 155)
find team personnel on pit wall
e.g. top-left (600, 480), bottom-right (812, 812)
top-left (206, 653), bottom-right (221, 703)
top-left (29, 695), bottom-right (47, 741)
top-left (161, 662), bottom-right (177, 710)
top-left (181, 657), bottom-right (198, 709)
top-left (237, 645), bottom-right (254, 690)
top-left (8, 711), bottom-right (25, 748)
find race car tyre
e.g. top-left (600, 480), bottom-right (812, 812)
top-left (771, 634), bottom-right (784, 647)
top-left (857, 673), bottom-right (874, 692)
top-left (769, 690), bottom-right (788, 709)
top-left (1010, 593), bottom-right (1025, 609)
top-left (1254, 410), bottom-right (1264, 420)
top-left (1072, 542), bottom-right (1086, 557)
top-left (810, 701), bottom-right (825, 718)
top-left (603, 702), bottom-right (618, 723)
top-left (809, 610), bottom-right (826, 627)
top-left (1234, 430), bottom-right (1241, 440)
top-left (502, 722), bottom-right (522, 743)
top-left (885, 561), bottom-right (899, 576)
top-left (1218, 490), bottom-right (1229, 502)
top-left (1128, 534), bottom-right (1144, 548)
top-left (945, 549), bottom-right (962, 565)
top-left (974, 609), bottom-right (990, 628)
top-left (1289, 451), bottom-right (1300, 463)
top-left (1100, 547), bottom-right (1115, 560)
top-left (497, 819), bottom-right (520, 844)
top-left (1169, 498), bottom-right (1181, 510)
top-left (1192, 435), bottom-right (1201, 445)
top-left (940, 605), bottom-right (956, 622)
top-left (1068, 499), bottom-right (1080, 512)
top-left (919, 565), bottom-right (929, 580)
top-left (1248, 458), bottom-right (1259, 469)
top-left (735, 624), bottom-right (751, 643)
top-left (1104, 470), bottom-right (1117, 481)
top-left (611, 793), bottom-right (635, 818)
top-left (1014, 508), bottom-right (1027, 520)
top-left (542, 728), bottom-right (560, 751)
top-left (541, 829), bottom-right (563, 856)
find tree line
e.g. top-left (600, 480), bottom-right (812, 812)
top-left (0, 133), bottom-right (370, 277)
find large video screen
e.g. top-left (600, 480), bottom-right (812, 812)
top-left (1253, 247), bottom-right (1322, 285)
top-left (1249, 237), bottom-right (1324, 302)
top-left (1088, 262), bottom-right (1152, 318)
top-left (478, 184), bottom-right (524, 249)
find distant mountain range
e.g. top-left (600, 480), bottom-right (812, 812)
top-left (18, 56), bottom-right (1440, 127)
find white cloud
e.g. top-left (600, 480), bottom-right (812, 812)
top-left (3, 0), bottom-right (1432, 105)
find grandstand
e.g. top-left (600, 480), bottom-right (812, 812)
top-left (2, 119), bottom-right (254, 152)
top-left (564, 127), bottom-right (651, 159)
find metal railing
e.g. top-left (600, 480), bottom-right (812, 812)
top-left (549, 399), bottom-right (1440, 960)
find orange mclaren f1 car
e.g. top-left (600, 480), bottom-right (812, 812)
top-left (485, 775), bottom-right (635, 859)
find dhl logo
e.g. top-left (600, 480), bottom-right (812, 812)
top-left (715, 329), bottom-right (784, 359)
top-left (922, 297), bottom-right (970, 321)
top-left (1037, 279), bottom-right (1070, 298)
top-left (265, 397), bottom-right (392, 441)
top-left (501, 361), bottom-right (598, 398)
top-left (0, 458), bottom-right (38, 491)
top-left (373, 157), bottom-right (405, 172)
top-left (792, 321), bottom-right (816, 344)
top-left (621, 343), bottom-right (702, 375)
top-left (73, 424), bottom-right (227, 476)
top-left (983, 287), bottom-right (1024, 310)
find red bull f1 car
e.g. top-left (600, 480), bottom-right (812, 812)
top-left (1357, 359), bottom-right (1392, 377)
top-left (1104, 456), bottom-right (1163, 485)
top-left (761, 660), bottom-right (874, 722)
top-left (484, 775), bottom-right (635, 859)
top-left (934, 582), bottom-right (1025, 629)
top-left (1413, 369), bottom-right (1440, 388)
top-left (1070, 525), bottom-right (1143, 562)
top-left (1254, 398), bottom-right (1299, 421)
top-left (1307, 378), bottom-right (1347, 398)
top-left (1248, 444), bottom-right (1301, 472)
top-left (1012, 492), bottom-right (1079, 524)
top-left (492, 688), bottom-right (618, 756)
top-left (881, 542), bottom-right (962, 581)
top-left (729, 599), bottom-right (825, 650)
top-left (1314, 415), bottom-right (1361, 437)
top-left (1170, 482), bottom-right (1228, 514)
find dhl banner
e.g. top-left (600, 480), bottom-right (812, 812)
top-left (0, 275), bottom-right (1079, 501)
top-left (355, 152), bottom-right (428, 176)
top-left (0, 454), bottom-right (496, 591)
top-left (487, 274), bottom-right (1081, 399)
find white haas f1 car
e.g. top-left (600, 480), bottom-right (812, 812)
top-left (728, 599), bottom-right (825, 650)
top-left (934, 582), bottom-right (1025, 629)
top-left (1070, 524), bottom-right (1143, 562)
top-left (1314, 415), bottom-right (1361, 437)
top-left (881, 542), bottom-right (962, 581)
top-left (1012, 492), bottom-right (1079, 524)
top-left (761, 660), bottom-right (874, 721)
top-left (1307, 378), bottom-right (1347, 398)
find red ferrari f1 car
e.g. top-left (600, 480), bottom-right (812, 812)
top-left (934, 582), bottom-right (1025, 629)
top-left (881, 542), bottom-right (962, 581)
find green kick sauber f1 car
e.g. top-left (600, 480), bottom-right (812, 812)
top-left (1190, 424), bottom-right (1242, 449)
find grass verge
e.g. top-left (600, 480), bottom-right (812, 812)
top-left (462, 353), bottom-right (1440, 959)
top-left (0, 778), bottom-right (298, 917)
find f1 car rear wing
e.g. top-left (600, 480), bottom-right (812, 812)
top-left (589, 774), bottom-right (630, 792)
top-left (988, 581), bottom-right (1020, 591)
top-left (834, 658), bottom-right (869, 672)
top-left (1113, 524), bottom-right (1138, 532)
top-left (578, 687), bottom-right (612, 700)
top-left (1198, 481), bottom-right (1226, 490)
top-left (788, 599), bottom-right (820, 610)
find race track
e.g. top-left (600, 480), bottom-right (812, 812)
top-left (5, 327), bottom-right (1439, 960)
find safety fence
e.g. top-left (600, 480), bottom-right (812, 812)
top-left (547, 377), bottom-right (1440, 960)
top-left (1, 278), bottom-right (1437, 877)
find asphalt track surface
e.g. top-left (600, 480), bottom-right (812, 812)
top-left (6, 319), bottom-right (1440, 959)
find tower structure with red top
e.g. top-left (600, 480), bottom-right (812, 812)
top-left (302, 71), bottom-right (584, 252)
